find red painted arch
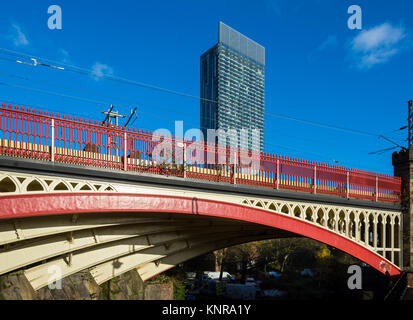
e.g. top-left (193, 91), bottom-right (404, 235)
top-left (0, 192), bottom-right (402, 277)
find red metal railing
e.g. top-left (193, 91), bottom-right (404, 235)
top-left (0, 103), bottom-right (402, 203)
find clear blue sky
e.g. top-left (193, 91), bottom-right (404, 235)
top-left (0, 0), bottom-right (412, 175)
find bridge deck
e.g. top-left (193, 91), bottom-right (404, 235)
top-left (0, 156), bottom-right (401, 211)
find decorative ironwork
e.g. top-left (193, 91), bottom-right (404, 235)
top-left (0, 102), bottom-right (401, 203)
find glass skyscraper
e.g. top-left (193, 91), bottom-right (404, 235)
top-left (200, 22), bottom-right (265, 152)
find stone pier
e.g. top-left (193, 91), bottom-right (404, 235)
top-left (0, 269), bottom-right (173, 300)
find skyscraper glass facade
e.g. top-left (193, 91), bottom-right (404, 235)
top-left (200, 22), bottom-right (265, 152)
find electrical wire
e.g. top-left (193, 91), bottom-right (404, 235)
top-left (265, 112), bottom-right (380, 138)
top-left (0, 73), bottom-right (404, 162)
top-left (0, 70), bottom-right (381, 154)
top-left (0, 70), bottom-right (215, 123)
top-left (0, 76), bottom-right (382, 155)
top-left (0, 47), bottom-right (406, 168)
top-left (1, 64), bottom-right (404, 150)
top-left (0, 47), bottom-right (403, 142)
top-left (0, 48), bottom-right (216, 103)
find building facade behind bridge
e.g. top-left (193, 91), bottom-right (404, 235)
top-left (200, 22), bottom-right (265, 152)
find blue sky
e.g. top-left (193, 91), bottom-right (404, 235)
top-left (0, 0), bottom-right (412, 175)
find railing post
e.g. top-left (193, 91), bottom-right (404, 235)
top-left (233, 161), bottom-right (237, 184)
top-left (51, 118), bottom-right (55, 162)
top-left (346, 171), bottom-right (349, 198)
top-left (232, 148), bottom-right (237, 185)
top-left (183, 142), bottom-right (187, 179)
top-left (123, 131), bottom-right (127, 171)
top-left (313, 165), bottom-right (317, 194)
top-left (276, 158), bottom-right (280, 190)
top-left (375, 176), bottom-right (379, 201)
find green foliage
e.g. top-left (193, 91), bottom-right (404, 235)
top-left (173, 279), bottom-right (187, 300)
top-left (149, 268), bottom-right (188, 300)
top-left (180, 237), bottom-right (373, 299)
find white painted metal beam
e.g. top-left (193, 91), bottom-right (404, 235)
top-left (24, 227), bottom-right (260, 290)
top-left (0, 221), bottom-right (221, 276)
top-left (90, 230), bottom-right (278, 285)
top-left (137, 234), bottom-right (276, 281)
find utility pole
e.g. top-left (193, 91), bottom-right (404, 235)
top-left (101, 105), bottom-right (127, 126)
top-left (393, 99), bottom-right (413, 276)
top-left (408, 100), bottom-right (413, 148)
top-left (101, 106), bottom-right (128, 158)
top-left (124, 107), bottom-right (138, 128)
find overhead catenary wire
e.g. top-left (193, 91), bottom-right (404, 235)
top-left (378, 135), bottom-right (406, 150)
top-left (0, 66), bottom-right (404, 160)
top-left (0, 70), bottom-right (380, 153)
top-left (0, 83), bottom-right (176, 124)
top-left (265, 112), bottom-right (380, 138)
top-left (0, 78), bottom-right (379, 155)
top-left (368, 146), bottom-right (398, 155)
top-left (0, 63), bottom-right (405, 148)
top-left (124, 107), bottom-right (138, 128)
top-left (0, 48), bottom-right (406, 170)
top-left (266, 141), bottom-right (382, 170)
top-left (0, 70), bottom-right (217, 124)
top-left (0, 48), bottom-right (217, 103)
top-left (0, 47), bottom-right (400, 141)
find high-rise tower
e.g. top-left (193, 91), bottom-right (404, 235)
top-left (200, 22), bottom-right (265, 152)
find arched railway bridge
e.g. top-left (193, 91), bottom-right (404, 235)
top-left (0, 103), bottom-right (407, 293)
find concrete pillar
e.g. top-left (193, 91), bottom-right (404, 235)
top-left (392, 148), bottom-right (413, 269)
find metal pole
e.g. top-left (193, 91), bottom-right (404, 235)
top-left (183, 142), bottom-right (187, 179)
top-left (233, 161), bottom-right (237, 184)
top-left (346, 171), bottom-right (349, 198)
top-left (124, 107), bottom-right (137, 128)
top-left (375, 176), bottom-right (379, 201)
top-left (409, 100), bottom-right (413, 148)
top-left (101, 108), bottom-right (127, 127)
top-left (400, 216), bottom-right (404, 268)
top-left (234, 147), bottom-right (237, 185)
top-left (313, 165), bottom-right (317, 194)
top-left (123, 131), bottom-right (127, 171)
top-left (390, 219), bottom-right (395, 263)
top-left (107, 136), bottom-right (111, 159)
top-left (51, 118), bottom-right (55, 162)
top-left (276, 158), bottom-right (280, 190)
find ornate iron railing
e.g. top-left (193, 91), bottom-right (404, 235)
top-left (0, 103), bottom-right (401, 203)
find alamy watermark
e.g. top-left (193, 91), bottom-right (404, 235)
top-left (48, 5), bottom-right (62, 30)
top-left (347, 5), bottom-right (362, 30)
top-left (347, 264), bottom-right (362, 290)
top-left (47, 265), bottom-right (62, 290)
top-left (150, 122), bottom-right (262, 171)
top-left (46, 5), bottom-right (362, 32)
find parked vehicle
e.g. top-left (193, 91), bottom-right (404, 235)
top-left (245, 277), bottom-right (256, 286)
top-left (203, 271), bottom-right (234, 281)
top-left (225, 284), bottom-right (256, 300)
